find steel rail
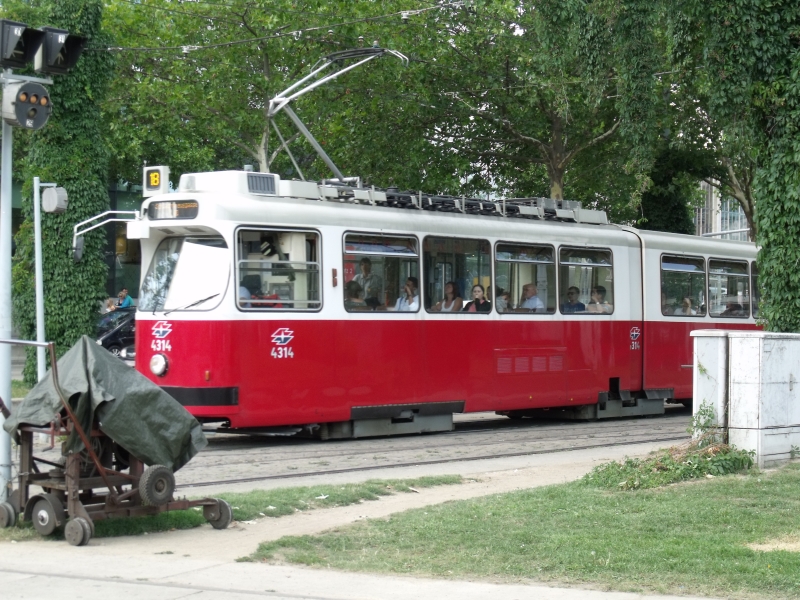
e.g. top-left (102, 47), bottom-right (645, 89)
top-left (177, 434), bottom-right (687, 490)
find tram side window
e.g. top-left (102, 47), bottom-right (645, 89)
top-left (661, 255), bottom-right (706, 317)
top-left (342, 233), bottom-right (419, 312)
top-left (236, 229), bottom-right (321, 310)
top-left (494, 243), bottom-right (556, 313)
top-left (709, 259), bottom-right (750, 318)
top-left (558, 248), bottom-right (614, 314)
top-left (424, 237), bottom-right (491, 313)
top-left (751, 261), bottom-right (760, 318)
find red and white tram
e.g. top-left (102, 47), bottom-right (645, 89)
top-left (124, 170), bottom-right (758, 438)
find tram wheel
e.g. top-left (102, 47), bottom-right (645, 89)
top-left (31, 495), bottom-right (64, 536)
top-left (65, 517), bottom-right (92, 546)
top-left (139, 465), bottom-right (175, 506)
top-left (205, 499), bottom-right (233, 530)
top-left (0, 501), bottom-right (16, 528)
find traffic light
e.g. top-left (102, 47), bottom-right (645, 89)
top-left (2, 82), bottom-right (51, 130)
top-left (0, 20), bottom-right (44, 69)
top-left (34, 27), bottom-right (85, 75)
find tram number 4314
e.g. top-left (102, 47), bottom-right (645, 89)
top-left (271, 346), bottom-right (294, 359)
top-left (151, 339), bottom-right (172, 352)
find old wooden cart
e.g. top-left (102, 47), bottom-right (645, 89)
top-left (0, 339), bottom-right (232, 546)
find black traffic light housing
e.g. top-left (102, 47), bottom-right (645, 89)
top-left (2, 82), bottom-right (52, 130)
top-left (35, 27), bottom-right (85, 75)
top-left (0, 20), bottom-right (45, 69)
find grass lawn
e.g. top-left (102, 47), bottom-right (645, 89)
top-left (251, 464), bottom-right (800, 599)
top-left (11, 380), bottom-right (30, 398)
top-left (0, 475), bottom-right (461, 542)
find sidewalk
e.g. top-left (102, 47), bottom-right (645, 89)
top-left (1, 441), bottom-right (715, 600)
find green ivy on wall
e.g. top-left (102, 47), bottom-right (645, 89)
top-left (11, 0), bottom-right (114, 383)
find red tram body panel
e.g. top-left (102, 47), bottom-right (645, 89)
top-left (130, 171), bottom-right (758, 435)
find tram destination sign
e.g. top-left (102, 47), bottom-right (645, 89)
top-left (148, 200), bottom-right (199, 220)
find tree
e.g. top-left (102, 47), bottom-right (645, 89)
top-left (666, 0), bottom-right (800, 330)
top-left (10, 0), bottom-right (115, 382)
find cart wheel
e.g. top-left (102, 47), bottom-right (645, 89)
top-left (139, 465), bottom-right (175, 506)
top-left (65, 517), bottom-right (92, 547)
top-left (0, 501), bottom-right (16, 528)
top-left (205, 499), bottom-right (233, 530)
top-left (31, 495), bottom-right (64, 536)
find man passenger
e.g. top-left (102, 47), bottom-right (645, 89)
top-left (560, 286), bottom-right (586, 313)
top-left (587, 285), bottom-right (612, 313)
top-left (353, 257), bottom-right (383, 307)
top-left (519, 283), bottom-right (545, 312)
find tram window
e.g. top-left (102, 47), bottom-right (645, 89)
top-left (751, 261), bottom-right (760, 318)
top-left (343, 233), bottom-right (419, 312)
top-left (424, 237), bottom-right (491, 313)
top-left (139, 236), bottom-right (229, 313)
top-left (558, 248), bottom-right (614, 314)
top-left (494, 243), bottom-right (555, 314)
top-left (709, 259), bottom-right (750, 318)
top-left (660, 255), bottom-right (706, 317)
top-left (236, 229), bottom-right (320, 310)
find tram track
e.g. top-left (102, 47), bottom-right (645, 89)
top-left (178, 433), bottom-right (687, 489)
top-left (176, 410), bottom-right (692, 490)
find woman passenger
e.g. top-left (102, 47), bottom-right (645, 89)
top-left (462, 284), bottom-right (492, 312)
top-left (432, 281), bottom-right (463, 312)
top-left (394, 277), bottom-right (420, 311)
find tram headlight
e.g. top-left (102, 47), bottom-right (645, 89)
top-left (150, 353), bottom-right (168, 377)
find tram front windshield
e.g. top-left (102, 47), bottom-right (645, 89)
top-left (139, 236), bottom-right (229, 312)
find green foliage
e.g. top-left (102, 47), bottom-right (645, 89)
top-left (8, 0), bottom-right (114, 383)
top-left (581, 446), bottom-right (754, 490)
top-left (639, 144), bottom-right (717, 234)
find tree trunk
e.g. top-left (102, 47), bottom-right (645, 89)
top-left (258, 128), bottom-right (269, 173)
top-left (547, 165), bottom-right (565, 200)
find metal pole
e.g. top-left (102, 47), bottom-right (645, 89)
top-left (283, 105), bottom-right (346, 181)
top-left (0, 89), bottom-right (14, 501)
top-left (33, 177), bottom-right (46, 381)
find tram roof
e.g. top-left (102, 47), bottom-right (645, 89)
top-left (140, 170), bottom-right (756, 255)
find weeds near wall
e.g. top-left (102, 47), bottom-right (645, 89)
top-left (583, 402), bottom-right (753, 490)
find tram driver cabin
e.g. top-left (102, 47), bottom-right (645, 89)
top-left (121, 170), bottom-right (758, 439)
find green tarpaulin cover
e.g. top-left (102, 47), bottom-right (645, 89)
top-left (3, 336), bottom-right (206, 471)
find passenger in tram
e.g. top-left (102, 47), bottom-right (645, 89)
top-left (238, 284), bottom-right (252, 308)
top-left (393, 277), bottom-right (420, 311)
top-left (353, 257), bottom-right (383, 306)
top-left (661, 291), bottom-right (670, 315)
top-left (495, 288), bottom-right (511, 312)
top-left (587, 285), bottom-right (612, 313)
top-left (432, 281), bottom-right (463, 312)
top-left (463, 284), bottom-right (492, 312)
top-left (518, 283), bottom-right (545, 312)
top-left (674, 297), bottom-right (696, 315)
top-left (344, 280), bottom-right (369, 310)
top-left (720, 302), bottom-right (745, 317)
top-left (560, 286), bottom-right (586, 313)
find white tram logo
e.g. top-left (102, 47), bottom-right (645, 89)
top-left (271, 328), bottom-right (294, 346)
top-left (152, 321), bottom-right (172, 339)
top-left (629, 327), bottom-right (641, 341)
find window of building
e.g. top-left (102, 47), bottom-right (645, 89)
top-left (139, 236), bottom-right (229, 313)
top-left (424, 237), bottom-right (491, 313)
top-left (558, 248), bottom-right (614, 314)
top-left (236, 229), bottom-right (320, 310)
top-left (494, 243), bottom-right (555, 313)
top-left (709, 259), bottom-right (750, 318)
top-left (751, 261), bottom-right (760, 318)
top-left (661, 255), bottom-right (706, 317)
top-left (343, 233), bottom-right (419, 312)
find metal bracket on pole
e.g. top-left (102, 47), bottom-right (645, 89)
top-left (267, 47), bottom-right (408, 182)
